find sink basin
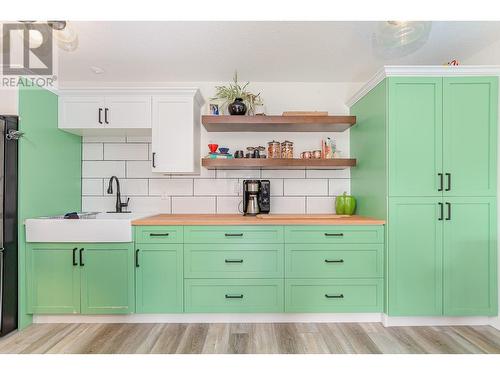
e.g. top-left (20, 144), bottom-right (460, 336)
top-left (25, 212), bottom-right (149, 243)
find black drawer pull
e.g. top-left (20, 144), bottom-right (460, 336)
top-left (225, 294), bottom-right (244, 299)
top-left (446, 202), bottom-right (451, 221)
top-left (72, 247), bottom-right (78, 266)
top-left (325, 259), bottom-right (344, 263)
top-left (225, 233), bottom-right (243, 237)
top-left (135, 249), bottom-right (140, 268)
top-left (79, 248), bottom-right (84, 267)
top-left (438, 173), bottom-right (443, 191)
top-left (325, 294), bottom-right (344, 299)
top-left (149, 233), bottom-right (170, 237)
top-left (445, 173), bottom-right (451, 191)
top-left (225, 259), bottom-right (244, 263)
top-left (324, 233), bottom-right (344, 237)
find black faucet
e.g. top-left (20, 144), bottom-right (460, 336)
top-left (107, 176), bottom-right (130, 213)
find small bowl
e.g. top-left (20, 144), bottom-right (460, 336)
top-left (219, 147), bottom-right (229, 154)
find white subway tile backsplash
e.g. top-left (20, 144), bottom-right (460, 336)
top-left (81, 141), bottom-right (351, 213)
top-left (104, 179), bottom-right (148, 196)
top-left (216, 169), bottom-right (261, 179)
top-left (149, 179), bottom-right (193, 196)
top-left (82, 179), bottom-right (103, 196)
top-left (306, 169), bottom-right (351, 179)
top-left (270, 197), bottom-right (306, 214)
top-left (194, 179), bottom-right (239, 196)
top-left (127, 196), bottom-right (171, 213)
top-left (261, 169), bottom-right (306, 179)
top-left (284, 179), bottom-right (328, 196)
top-left (216, 196), bottom-right (243, 214)
top-left (82, 143), bottom-right (103, 160)
top-left (172, 196), bottom-right (216, 214)
top-left (306, 197), bottom-right (336, 214)
top-left (82, 161), bottom-right (126, 178)
top-left (329, 179), bottom-right (351, 196)
top-left (104, 143), bottom-right (149, 160)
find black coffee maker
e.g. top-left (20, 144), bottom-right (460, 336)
top-left (242, 180), bottom-right (271, 216)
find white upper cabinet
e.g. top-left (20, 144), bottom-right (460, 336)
top-left (152, 90), bottom-right (203, 174)
top-left (58, 92), bottom-right (153, 135)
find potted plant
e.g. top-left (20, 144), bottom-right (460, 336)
top-left (212, 71), bottom-right (263, 115)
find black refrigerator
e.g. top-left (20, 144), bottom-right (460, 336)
top-left (0, 115), bottom-right (18, 337)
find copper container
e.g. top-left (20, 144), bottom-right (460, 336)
top-left (301, 151), bottom-right (312, 159)
top-left (281, 140), bottom-right (294, 159)
top-left (312, 150), bottom-right (322, 159)
top-left (267, 141), bottom-right (281, 159)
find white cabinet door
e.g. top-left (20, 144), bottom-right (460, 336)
top-left (152, 96), bottom-right (200, 174)
top-left (59, 96), bottom-right (104, 129)
top-left (104, 96), bottom-right (152, 129)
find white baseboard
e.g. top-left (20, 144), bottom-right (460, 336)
top-left (33, 313), bottom-right (382, 324)
top-left (382, 314), bottom-right (493, 327)
top-left (489, 317), bottom-right (500, 330)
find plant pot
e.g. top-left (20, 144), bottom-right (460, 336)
top-left (228, 98), bottom-right (247, 115)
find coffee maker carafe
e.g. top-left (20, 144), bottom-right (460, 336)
top-left (242, 180), bottom-right (270, 216)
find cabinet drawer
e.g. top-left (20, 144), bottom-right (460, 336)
top-left (285, 226), bottom-right (384, 244)
top-left (184, 279), bottom-right (284, 312)
top-left (184, 226), bottom-right (283, 243)
top-left (285, 279), bottom-right (383, 312)
top-left (285, 244), bottom-right (383, 278)
top-left (135, 226), bottom-right (183, 244)
top-left (184, 244), bottom-right (283, 278)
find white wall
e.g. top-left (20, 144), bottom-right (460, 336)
top-left (0, 87), bottom-right (18, 115)
top-left (66, 81), bottom-right (363, 214)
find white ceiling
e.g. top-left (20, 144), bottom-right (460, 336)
top-left (58, 21), bottom-right (500, 83)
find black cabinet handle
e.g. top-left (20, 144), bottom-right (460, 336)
top-left (152, 152), bottom-right (156, 168)
top-left (438, 173), bottom-right (443, 191)
top-left (135, 249), bottom-right (140, 268)
top-left (324, 233), bottom-right (343, 237)
top-left (149, 233), bottom-right (169, 237)
top-left (104, 108), bottom-right (109, 124)
top-left (446, 202), bottom-right (451, 221)
top-left (72, 247), bottom-right (78, 266)
top-left (445, 173), bottom-right (451, 191)
top-left (325, 294), bottom-right (344, 299)
top-left (79, 248), bottom-right (84, 267)
top-left (225, 233), bottom-right (243, 237)
top-left (438, 202), bottom-right (444, 221)
top-left (225, 259), bottom-right (244, 263)
top-left (325, 259), bottom-right (344, 263)
top-left (225, 294), bottom-right (244, 299)
top-left (98, 108), bottom-right (102, 124)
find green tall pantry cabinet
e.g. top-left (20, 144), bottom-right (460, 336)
top-left (351, 72), bottom-right (498, 317)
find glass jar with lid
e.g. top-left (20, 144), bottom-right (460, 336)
top-left (267, 141), bottom-right (281, 159)
top-left (281, 140), bottom-right (294, 159)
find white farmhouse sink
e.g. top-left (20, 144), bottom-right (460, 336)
top-left (25, 212), bottom-right (150, 243)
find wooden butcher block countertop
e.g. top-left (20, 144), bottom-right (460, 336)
top-left (132, 214), bottom-right (385, 226)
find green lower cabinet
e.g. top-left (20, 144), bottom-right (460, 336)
top-left (388, 198), bottom-right (443, 316)
top-left (27, 244), bottom-right (80, 314)
top-left (285, 243), bottom-right (383, 279)
top-left (443, 197), bottom-right (497, 316)
top-left (80, 243), bottom-right (135, 314)
top-left (285, 279), bottom-right (383, 312)
top-left (184, 243), bottom-right (284, 279)
top-left (184, 279), bottom-right (284, 313)
top-left (135, 244), bottom-right (183, 313)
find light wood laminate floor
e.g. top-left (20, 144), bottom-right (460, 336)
top-left (1, 323), bottom-right (500, 354)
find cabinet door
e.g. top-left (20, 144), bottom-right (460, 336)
top-left (80, 243), bottom-right (135, 314)
top-left (135, 244), bottom-right (183, 313)
top-left (27, 244), bottom-right (80, 314)
top-left (104, 96), bottom-right (152, 129)
top-left (388, 77), bottom-right (443, 197)
top-left (59, 96), bottom-right (104, 129)
top-left (443, 77), bottom-right (498, 197)
top-left (151, 96), bottom-right (200, 173)
top-left (388, 197), bottom-right (443, 316)
top-left (443, 197), bottom-right (497, 316)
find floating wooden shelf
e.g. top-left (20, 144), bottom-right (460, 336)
top-left (202, 158), bottom-right (357, 170)
top-left (201, 115), bottom-right (356, 132)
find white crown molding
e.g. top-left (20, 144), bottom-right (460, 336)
top-left (346, 65), bottom-right (500, 107)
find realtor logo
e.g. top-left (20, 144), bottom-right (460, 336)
top-left (2, 22), bottom-right (53, 75)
